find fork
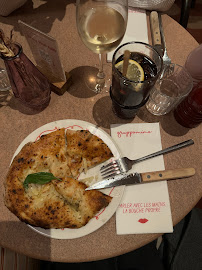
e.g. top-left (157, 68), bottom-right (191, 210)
top-left (100, 139), bottom-right (194, 178)
top-left (158, 13), bottom-right (172, 78)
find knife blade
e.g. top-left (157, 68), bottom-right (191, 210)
top-left (85, 168), bottom-right (195, 190)
top-left (150, 11), bottom-right (164, 57)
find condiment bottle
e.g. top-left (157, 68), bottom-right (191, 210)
top-left (174, 82), bottom-right (202, 128)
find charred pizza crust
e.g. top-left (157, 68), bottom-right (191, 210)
top-left (5, 176), bottom-right (111, 229)
top-left (4, 128), bottom-right (113, 229)
top-left (66, 129), bottom-right (113, 177)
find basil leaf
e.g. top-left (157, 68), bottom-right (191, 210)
top-left (23, 172), bottom-right (62, 189)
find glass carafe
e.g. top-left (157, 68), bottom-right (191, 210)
top-left (1, 43), bottom-right (51, 111)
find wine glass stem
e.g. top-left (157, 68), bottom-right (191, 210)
top-left (93, 53), bottom-right (106, 93)
top-left (97, 53), bottom-right (105, 80)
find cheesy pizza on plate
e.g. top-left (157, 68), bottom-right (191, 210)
top-left (4, 128), bottom-right (113, 229)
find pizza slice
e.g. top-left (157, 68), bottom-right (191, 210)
top-left (51, 177), bottom-right (112, 228)
top-left (4, 128), bottom-right (71, 220)
top-left (5, 175), bottom-right (111, 229)
top-left (65, 129), bottom-right (113, 177)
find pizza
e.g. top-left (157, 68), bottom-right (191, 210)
top-left (66, 129), bottom-right (114, 177)
top-left (4, 128), bottom-right (113, 229)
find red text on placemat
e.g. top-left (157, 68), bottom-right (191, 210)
top-left (119, 201), bottom-right (166, 214)
top-left (117, 130), bottom-right (152, 138)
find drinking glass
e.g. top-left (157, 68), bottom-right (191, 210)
top-left (146, 63), bottom-right (193, 116)
top-left (174, 81), bottom-right (202, 128)
top-left (110, 42), bottom-right (162, 119)
top-left (76, 0), bottom-right (128, 93)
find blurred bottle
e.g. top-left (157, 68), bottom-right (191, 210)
top-left (185, 44), bottom-right (202, 86)
top-left (174, 82), bottom-right (202, 128)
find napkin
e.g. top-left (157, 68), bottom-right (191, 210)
top-left (107, 7), bottom-right (149, 62)
top-left (111, 123), bottom-right (173, 234)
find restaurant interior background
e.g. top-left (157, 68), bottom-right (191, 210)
top-left (166, 0), bottom-right (202, 44)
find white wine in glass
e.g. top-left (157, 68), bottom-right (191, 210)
top-left (76, 0), bottom-right (128, 93)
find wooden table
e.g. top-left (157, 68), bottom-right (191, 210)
top-left (0, 1), bottom-right (201, 263)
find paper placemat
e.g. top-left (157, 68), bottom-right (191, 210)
top-left (111, 123), bottom-right (173, 234)
top-left (107, 8), bottom-right (149, 62)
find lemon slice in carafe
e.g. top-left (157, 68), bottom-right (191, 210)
top-left (115, 59), bottom-right (144, 91)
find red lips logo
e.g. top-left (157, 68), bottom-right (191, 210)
top-left (138, 218), bottom-right (148, 224)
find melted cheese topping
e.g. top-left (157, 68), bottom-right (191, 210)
top-left (26, 183), bottom-right (63, 209)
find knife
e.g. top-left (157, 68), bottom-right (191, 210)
top-left (85, 168), bottom-right (195, 190)
top-left (150, 11), bottom-right (164, 57)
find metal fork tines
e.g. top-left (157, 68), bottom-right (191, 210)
top-left (100, 139), bottom-right (194, 179)
top-left (101, 158), bottom-right (131, 178)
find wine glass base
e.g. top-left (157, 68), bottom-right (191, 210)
top-left (84, 64), bottom-right (111, 94)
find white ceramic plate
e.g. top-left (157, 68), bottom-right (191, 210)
top-left (12, 119), bottom-right (125, 239)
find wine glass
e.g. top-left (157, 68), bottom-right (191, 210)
top-left (76, 0), bottom-right (128, 93)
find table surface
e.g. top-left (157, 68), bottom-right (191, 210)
top-left (0, 1), bottom-right (201, 263)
